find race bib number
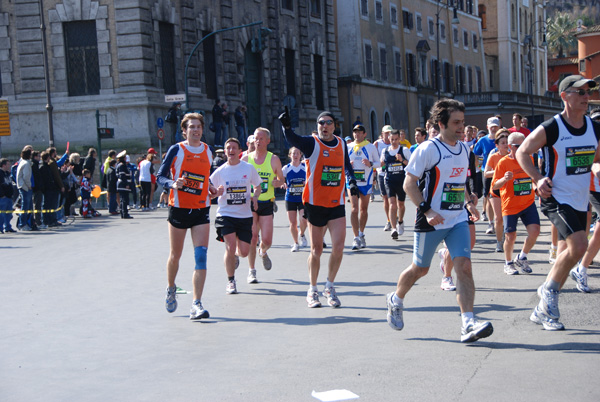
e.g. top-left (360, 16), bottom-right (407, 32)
top-left (181, 171), bottom-right (205, 195)
top-left (321, 165), bottom-right (342, 187)
top-left (440, 183), bottom-right (465, 210)
top-left (289, 182), bottom-right (304, 195)
top-left (566, 146), bottom-right (595, 175)
top-left (260, 177), bottom-right (269, 192)
top-left (513, 178), bottom-right (532, 196)
top-left (387, 163), bottom-right (403, 173)
top-left (354, 169), bottom-right (366, 182)
top-left (226, 186), bottom-right (247, 205)
top-left (477, 155), bottom-right (483, 170)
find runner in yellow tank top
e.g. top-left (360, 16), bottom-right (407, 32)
top-left (241, 128), bottom-right (284, 283)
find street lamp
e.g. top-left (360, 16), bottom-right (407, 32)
top-left (523, 21), bottom-right (547, 125)
top-left (436, 0), bottom-right (460, 99)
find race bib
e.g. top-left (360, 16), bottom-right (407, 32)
top-left (513, 178), bottom-right (532, 196)
top-left (387, 163), bottom-right (403, 173)
top-left (440, 183), bottom-right (465, 210)
top-left (289, 182), bottom-right (304, 195)
top-left (566, 146), bottom-right (595, 175)
top-left (226, 186), bottom-right (247, 205)
top-left (181, 171), bottom-right (205, 195)
top-left (354, 169), bottom-right (366, 182)
top-left (260, 177), bottom-right (269, 192)
top-left (321, 165), bottom-right (342, 187)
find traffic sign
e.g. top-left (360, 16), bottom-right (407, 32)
top-left (165, 94), bottom-right (186, 102)
top-left (157, 128), bottom-right (165, 140)
top-left (97, 128), bottom-right (114, 139)
top-left (157, 117), bottom-right (164, 128)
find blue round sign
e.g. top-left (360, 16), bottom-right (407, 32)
top-left (157, 117), bottom-right (164, 128)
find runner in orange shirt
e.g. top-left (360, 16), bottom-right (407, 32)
top-left (492, 132), bottom-right (540, 275)
top-left (484, 130), bottom-right (510, 252)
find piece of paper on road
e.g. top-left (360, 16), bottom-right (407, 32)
top-left (311, 389), bottom-right (359, 401)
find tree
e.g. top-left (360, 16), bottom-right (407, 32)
top-left (546, 12), bottom-right (577, 58)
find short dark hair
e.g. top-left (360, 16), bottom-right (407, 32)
top-left (21, 148), bottom-right (32, 160)
top-left (0, 158), bottom-right (8, 168)
top-left (46, 147), bottom-right (57, 156)
top-left (430, 99), bottom-right (465, 128)
top-left (415, 127), bottom-right (427, 136)
top-left (513, 113), bottom-right (523, 119)
top-left (109, 159), bottom-right (117, 166)
top-left (82, 169), bottom-right (91, 176)
top-left (225, 137), bottom-right (241, 149)
top-left (41, 151), bottom-right (50, 161)
top-left (108, 150), bottom-right (116, 158)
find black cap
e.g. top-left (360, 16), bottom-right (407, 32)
top-left (353, 124), bottom-right (366, 132)
top-left (559, 75), bottom-right (597, 93)
top-left (317, 111), bottom-right (335, 122)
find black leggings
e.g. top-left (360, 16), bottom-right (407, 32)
top-left (140, 181), bottom-right (152, 208)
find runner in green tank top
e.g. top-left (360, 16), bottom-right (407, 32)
top-left (241, 128), bottom-right (284, 283)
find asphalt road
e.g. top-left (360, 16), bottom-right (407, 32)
top-left (2, 196), bottom-right (599, 402)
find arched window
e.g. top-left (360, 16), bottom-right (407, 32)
top-left (384, 111), bottom-right (391, 125)
top-left (512, 52), bottom-right (517, 83)
top-left (478, 5), bottom-right (487, 30)
top-left (370, 110), bottom-right (378, 142)
top-left (511, 4), bottom-right (515, 32)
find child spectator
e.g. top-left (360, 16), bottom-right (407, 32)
top-left (80, 169), bottom-right (93, 219)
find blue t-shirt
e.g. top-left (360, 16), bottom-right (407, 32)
top-left (282, 162), bottom-right (306, 202)
top-left (473, 136), bottom-right (496, 170)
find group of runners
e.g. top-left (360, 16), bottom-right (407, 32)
top-left (157, 75), bottom-right (599, 343)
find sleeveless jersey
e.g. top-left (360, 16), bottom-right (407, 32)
top-left (249, 152), bottom-right (276, 201)
top-left (303, 135), bottom-right (346, 207)
top-left (283, 162), bottom-right (306, 202)
top-left (407, 138), bottom-right (469, 232)
top-left (541, 114), bottom-right (597, 211)
top-left (374, 139), bottom-right (389, 177)
top-left (168, 142), bottom-right (212, 209)
top-left (590, 172), bottom-right (600, 193)
top-left (383, 145), bottom-right (408, 184)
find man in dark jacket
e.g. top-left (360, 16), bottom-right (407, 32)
top-left (40, 151), bottom-right (58, 227)
top-left (0, 158), bottom-right (16, 233)
top-left (212, 98), bottom-right (224, 147)
top-left (46, 147), bottom-right (65, 226)
top-left (31, 151), bottom-right (44, 228)
top-left (107, 159), bottom-right (118, 214)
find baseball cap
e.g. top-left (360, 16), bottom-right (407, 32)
top-left (487, 117), bottom-right (500, 127)
top-left (117, 150), bottom-right (127, 158)
top-left (353, 124), bottom-right (366, 132)
top-left (591, 110), bottom-right (600, 121)
top-left (382, 125), bottom-right (393, 132)
top-left (558, 75), bottom-right (597, 93)
top-left (247, 135), bottom-right (255, 143)
top-left (147, 147), bottom-right (158, 154)
top-left (344, 136), bottom-right (352, 142)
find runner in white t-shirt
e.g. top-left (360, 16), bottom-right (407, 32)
top-left (210, 138), bottom-right (262, 295)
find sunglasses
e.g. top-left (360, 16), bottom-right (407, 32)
top-left (566, 89), bottom-right (596, 96)
top-left (318, 119), bottom-right (334, 126)
top-left (510, 144), bottom-right (520, 148)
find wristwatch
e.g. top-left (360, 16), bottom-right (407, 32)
top-left (419, 201), bottom-right (431, 214)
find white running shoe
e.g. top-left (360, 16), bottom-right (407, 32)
top-left (391, 229), bottom-right (398, 240)
top-left (383, 221), bottom-right (392, 231)
top-left (359, 234), bottom-right (366, 248)
top-left (460, 320), bottom-right (494, 343)
top-left (397, 222), bottom-right (405, 236)
top-left (352, 237), bottom-right (361, 250)
top-left (514, 257), bottom-right (532, 274)
top-left (570, 266), bottom-right (591, 293)
top-left (300, 234), bottom-right (308, 248)
top-left (440, 276), bottom-right (456, 291)
top-left (291, 243), bottom-right (300, 252)
top-left (485, 224), bottom-right (494, 234)
top-left (226, 280), bottom-right (238, 294)
top-left (530, 305), bottom-right (564, 330)
top-left (247, 270), bottom-right (258, 284)
top-left (307, 291), bottom-right (321, 308)
top-left (548, 248), bottom-right (557, 264)
top-left (259, 250), bottom-right (272, 270)
top-left (323, 286), bottom-right (341, 308)
top-left (386, 292), bottom-right (404, 330)
top-left (189, 302), bottom-right (210, 320)
top-left (537, 285), bottom-right (560, 320)
top-left (504, 262), bottom-right (519, 275)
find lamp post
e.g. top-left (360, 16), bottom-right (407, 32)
top-left (39, 0), bottom-right (54, 147)
top-left (436, 0), bottom-right (460, 99)
top-left (523, 21), bottom-right (547, 125)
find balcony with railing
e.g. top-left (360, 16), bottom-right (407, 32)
top-left (454, 92), bottom-right (563, 109)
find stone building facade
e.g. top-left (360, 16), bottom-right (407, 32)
top-left (335, 0), bottom-right (486, 142)
top-left (0, 0), bottom-right (340, 155)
